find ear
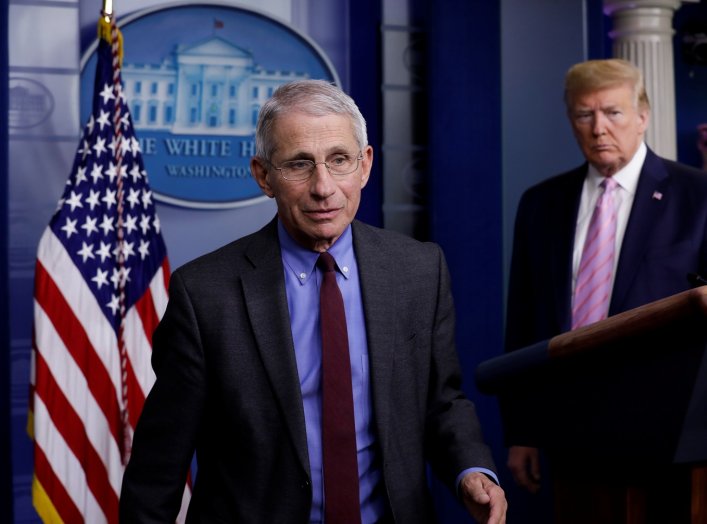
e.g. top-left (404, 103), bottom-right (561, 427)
top-left (359, 145), bottom-right (373, 189)
top-left (637, 107), bottom-right (650, 135)
top-left (251, 157), bottom-right (275, 198)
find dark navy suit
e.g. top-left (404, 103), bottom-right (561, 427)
top-left (506, 147), bottom-right (707, 353)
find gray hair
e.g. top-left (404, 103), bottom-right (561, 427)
top-left (564, 58), bottom-right (650, 112)
top-left (254, 79), bottom-right (368, 160)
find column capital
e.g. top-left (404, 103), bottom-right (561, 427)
top-left (604, 0), bottom-right (682, 16)
top-left (605, 0), bottom-right (679, 40)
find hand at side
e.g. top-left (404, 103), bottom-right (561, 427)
top-left (460, 471), bottom-right (507, 524)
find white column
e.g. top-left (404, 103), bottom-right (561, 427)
top-left (603, 0), bottom-right (698, 160)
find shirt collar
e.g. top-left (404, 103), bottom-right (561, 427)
top-left (587, 141), bottom-right (646, 195)
top-left (278, 220), bottom-right (354, 285)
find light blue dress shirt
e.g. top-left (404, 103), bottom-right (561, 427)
top-left (279, 222), bottom-right (385, 523)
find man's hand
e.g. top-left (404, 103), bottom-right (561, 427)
top-left (507, 446), bottom-right (541, 493)
top-left (460, 471), bottom-right (507, 524)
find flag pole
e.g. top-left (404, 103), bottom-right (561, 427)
top-left (102, 0), bottom-right (113, 21)
top-left (99, 0), bottom-right (131, 465)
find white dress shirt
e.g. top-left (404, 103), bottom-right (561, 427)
top-left (571, 142), bottom-right (647, 301)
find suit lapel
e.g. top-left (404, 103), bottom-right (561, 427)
top-left (611, 148), bottom-right (668, 313)
top-left (553, 167), bottom-right (585, 331)
top-left (241, 219), bottom-right (310, 475)
top-left (351, 221), bottom-right (396, 452)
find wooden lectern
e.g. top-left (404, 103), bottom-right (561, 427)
top-left (476, 287), bottom-right (707, 524)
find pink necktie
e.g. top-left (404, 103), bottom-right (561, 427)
top-left (317, 252), bottom-right (361, 523)
top-left (572, 177), bottom-right (619, 329)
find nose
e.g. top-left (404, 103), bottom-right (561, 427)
top-left (309, 162), bottom-right (336, 198)
top-left (592, 112), bottom-right (607, 136)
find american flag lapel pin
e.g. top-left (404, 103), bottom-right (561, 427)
top-left (652, 190), bottom-right (663, 201)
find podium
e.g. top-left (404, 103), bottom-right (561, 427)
top-left (476, 287), bottom-right (707, 523)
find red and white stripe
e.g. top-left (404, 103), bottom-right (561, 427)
top-left (31, 227), bottom-right (190, 523)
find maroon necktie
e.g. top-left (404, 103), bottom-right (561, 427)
top-left (317, 252), bottom-right (361, 523)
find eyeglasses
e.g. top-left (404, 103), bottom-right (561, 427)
top-left (269, 152), bottom-right (363, 181)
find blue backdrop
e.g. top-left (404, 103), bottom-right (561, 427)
top-left (3, 0), bottom-right (707, 522)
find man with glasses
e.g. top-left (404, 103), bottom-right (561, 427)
top-left (120, 79), bottom-right (507, 523)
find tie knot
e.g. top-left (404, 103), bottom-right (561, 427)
top-left (317, 252), bottom-right (337, 273)
top-left (601, 177), bottom-right (618, 192)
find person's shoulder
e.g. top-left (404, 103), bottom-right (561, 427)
top-left (524, 164), bottom-right (586, 196)
top-left (352, 221), bottom-right (444, 268)
top-left (660, 156), bottom-right (707, 185)
top-left (514, 165), bottom-right (585, 214)
top-left (174, 220), bottom-right (275, 278)
top-left (353, 220), bottom-right (439, 251)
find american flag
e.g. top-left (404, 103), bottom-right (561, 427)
top-left (30, 18), bottom-right (189, 523)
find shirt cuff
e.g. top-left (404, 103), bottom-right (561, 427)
top-left (455, 467), bottom-right (500, 496)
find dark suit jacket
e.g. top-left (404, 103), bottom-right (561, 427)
top-left (120, 218), bottom-right (496, 523)
top-left (506, 147), bottom-right (707, 353)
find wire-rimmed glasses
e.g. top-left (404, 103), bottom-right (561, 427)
top-left (269, 152), bottom-right (363, 181)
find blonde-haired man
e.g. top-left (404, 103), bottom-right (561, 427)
top-left (505, 58), bottom-right (707, 521)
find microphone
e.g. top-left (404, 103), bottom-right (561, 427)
top-left (687, 272), bottom-right (707, 288)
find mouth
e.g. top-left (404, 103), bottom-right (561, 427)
top-left (305, 208), bottom-right (341, 221)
